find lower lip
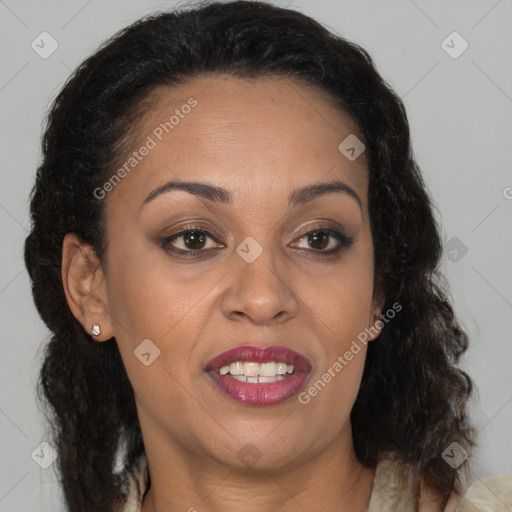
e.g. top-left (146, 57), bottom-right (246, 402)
top-left (207, 371), bottom-right (310, 406)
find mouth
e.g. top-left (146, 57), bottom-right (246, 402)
top-left (205, 345), bottom-right (312, 406)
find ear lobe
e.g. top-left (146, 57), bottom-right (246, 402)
top-left (61, 233), bottom-right (114, 341)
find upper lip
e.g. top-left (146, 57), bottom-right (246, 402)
top-left (205, 345), bottom-right (312, 373)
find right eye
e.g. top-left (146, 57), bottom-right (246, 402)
top-left (161, 227), bottom-right (223, 256)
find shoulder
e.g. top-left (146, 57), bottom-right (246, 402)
top-left (368, 451), bottom-right (512, 512)
top-left (449, 475), bottom-right (512, 512)
top-left (419, 474), bottom-right (512, 512)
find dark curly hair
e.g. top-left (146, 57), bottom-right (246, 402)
top-left (24, 1), bottom-right (476, 510)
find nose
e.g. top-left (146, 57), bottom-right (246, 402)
top-left (220, 243), bottom-right (299, 326)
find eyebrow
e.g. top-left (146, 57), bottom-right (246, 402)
top-left (142, 179), bottom-right (362, 210)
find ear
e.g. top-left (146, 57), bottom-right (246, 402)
top-left (61, 233), bottom-right (114, 341)
top-left (368, 288), bottom-right (386, 341)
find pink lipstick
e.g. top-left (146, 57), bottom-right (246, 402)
top-left (205, 345), bottom-right (311, 406)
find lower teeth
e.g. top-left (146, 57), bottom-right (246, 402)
top-left (229, 375), bottom-right (287, 383)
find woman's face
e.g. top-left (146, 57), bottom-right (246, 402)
top-left (100, 74), bottom-right (382, 471)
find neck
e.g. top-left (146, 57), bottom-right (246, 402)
top-left (139, 427), bottom-right (375, 512)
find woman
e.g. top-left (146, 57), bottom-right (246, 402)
top-left (24, 1), bottom-right (510, 511)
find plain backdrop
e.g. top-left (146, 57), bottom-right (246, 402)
top-left (0, 0), bottom-right (511, 510)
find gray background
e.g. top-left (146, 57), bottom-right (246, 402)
top-left (1, 0), bottom-right (511, 510)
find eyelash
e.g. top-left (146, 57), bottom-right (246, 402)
top-left (161, 225), bottom-right (354, 258)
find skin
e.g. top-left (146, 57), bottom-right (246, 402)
top-left (62, 73), bottom-right (423, 511)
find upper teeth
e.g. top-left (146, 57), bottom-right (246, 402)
top-left (219, 361), bottom-right (294, 377)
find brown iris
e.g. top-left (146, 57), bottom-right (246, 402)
top-left (308, 230), bottom-right (329, 250)
top-left (183, 230), bottom-right (207, 250)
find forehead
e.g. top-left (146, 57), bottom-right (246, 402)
top-left (106, 73), bottom-right (369, 211)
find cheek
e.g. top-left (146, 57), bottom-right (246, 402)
top-left (308, 241), bottom-right (375, 350)
top-left (103, 235), bottom-right (235, 402)
top-left (297, 239), bottom-right (374, 418)
top-left (105, 242), bottom-right (213, 340)
top-left (298, 278), bottom-right (372, 438)
top-left (104, 254), bottom-right (205, 429)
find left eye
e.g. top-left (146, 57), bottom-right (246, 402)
top-left (293, 228), bottom-right (353, 254)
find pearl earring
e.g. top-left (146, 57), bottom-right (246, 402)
top-left (91, 324), bottom-right (101, 336)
